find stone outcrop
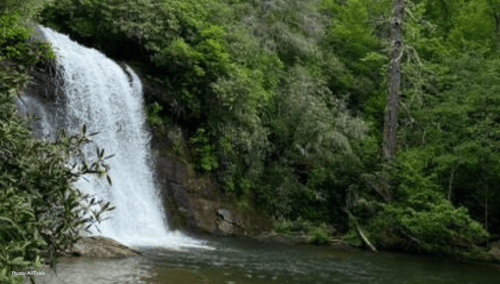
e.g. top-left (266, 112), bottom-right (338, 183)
top-left (149, 125), bottom-right (272, 236)
top-left (67, 236), bottom-right (141, 258)
top-left (154, 153), bottom-right (199, 232)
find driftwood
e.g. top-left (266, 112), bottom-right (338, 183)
top-left (345, 209), bottom-right (377, 252)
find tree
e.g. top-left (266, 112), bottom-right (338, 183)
top-left (383, 0), bottom-right (404, 161)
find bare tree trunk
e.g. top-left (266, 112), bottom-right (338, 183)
top-left (448, 164), bottom-right (458, 201)
top-left (486, 0), bottom-right (500, 48)
top-left (485, 187), bottom-right (489, 232)
top-left (345, 209), bottom-right (377, 252)
top-left (383, 0), bottom-right (404, 161)
top-left (494, 14), bottom-right (500, 48)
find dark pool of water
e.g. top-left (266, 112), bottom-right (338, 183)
top-left (34, 236), bottom-right (500, 284)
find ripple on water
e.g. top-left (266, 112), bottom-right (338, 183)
top-left (31, 237), bottom-right (500, 284)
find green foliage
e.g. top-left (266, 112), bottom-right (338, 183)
top-left (273, 218), bottom-right (330, 245)
top-left (397, 3), bottom-right (500, 234)
top-left (307, 223), bottom-right (330, 245)
top-left (342, 229), bottom-right (364, 248)
top-left (273, 219), bottom-right (294, 234)
top-left (190, 128), bottom-right (218, 172)
top-left (1, 0), bottom-right (53, 21)
top-left (323, 0), bottom-right (381, 56)
top-left (39, 0), bottom-right (500, 256)
top-left (145, 102), bottom-right (167, 127)
top-left (0, 13), bottom-right (54, 79)
top-left (320, 0), bottom-right (387, 110)
top-left (0, 13), bottom-right (114, 283)
top-left (361, 149), bottom-right (489, 253)
top-left (0, 115), bottom-right (115, 283)
top-left (0, 96), bottom-right (115, 283)
top-left (167, 126), bottom-right (185, 157)
top-left (368, 201), bottom-right (489, 253)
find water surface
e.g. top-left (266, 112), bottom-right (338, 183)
top-left (36, 236), bottom-right (500, 284)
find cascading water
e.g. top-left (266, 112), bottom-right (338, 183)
top-left (15, 95), bottom-right (55, 139)
top-left (20, 26), bottom-right (208, 249)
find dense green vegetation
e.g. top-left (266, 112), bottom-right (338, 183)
top-left (39, 0), bottom-right (500, 250)
top-left (0, 2), bottom-right (116, 283)
top-left (3, 0), bottom-right (500, 281)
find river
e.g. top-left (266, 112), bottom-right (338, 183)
top-left (34, 236), bottom-right (499, 284)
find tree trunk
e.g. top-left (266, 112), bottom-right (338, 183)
top-left (486, 1), bottom-right (500, 48)
top-left (447, 164), bottom-right (458, 201)
top-left (345, 209), bottom-right (377, 252)
top-left (383, 0), bottom-right (404, 161)
top-left (494, 13), bottom-right (500, 48)
top-left (485, 187), bottom-right (489, 232)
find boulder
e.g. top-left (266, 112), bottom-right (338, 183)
top-left (67, 236), bottom-right (141, 258)
top-left (488, 241), bottom-right (500, 261)
top-left (217, 220), bottom-right (234, 235)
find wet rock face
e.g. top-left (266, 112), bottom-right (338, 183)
top-left (27, 62), bottom-right (61, 101)
top-left (25, 29), bottom-right (61, 104)
top-left (154, 155), bottom-right (199, 233)
top-left (128, 65), bottom-right (273, 237)
top-left (151, 140), bottom-right (272, 235)
top-left (68, 237), bottom-right (141, 258)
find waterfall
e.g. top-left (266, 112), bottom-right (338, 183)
top-left (22, 26), bottom-right (207, 249)
top-left (15, 95), bottom-right (55, 139)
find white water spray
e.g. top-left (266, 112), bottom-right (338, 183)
top-left (31, 27), bottom-right (208, 249)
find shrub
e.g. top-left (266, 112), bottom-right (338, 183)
top-left (0, 13), bottom-right (114, 283)
top-left (308, 223), bottom-right (330, 245)
top-left (273, 219), bottom-right (294, 234)
top-left (364, 149), bottom-right (489, 254)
